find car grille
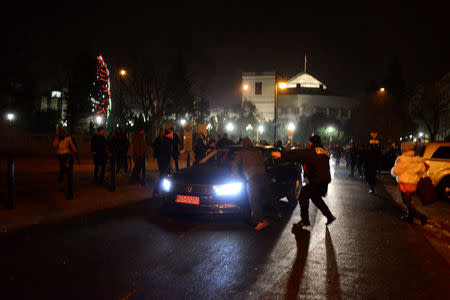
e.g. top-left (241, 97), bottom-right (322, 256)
top-left (174, 183), bottom-right (213, 195)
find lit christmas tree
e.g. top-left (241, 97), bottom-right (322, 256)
top-left (90, 54), bottom-right (112, 124)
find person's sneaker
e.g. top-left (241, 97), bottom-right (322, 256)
top-left (293, 220), bottom-right (310, 228)
top-left (254, 220), bottom-right (269, 231)
top-left (326, 216), bottom-right (336, 226)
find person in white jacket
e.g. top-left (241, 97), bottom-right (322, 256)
top-left (53, 128), bottom-right (77, 184)
top-left (391, 142), bottom-right (428, 224)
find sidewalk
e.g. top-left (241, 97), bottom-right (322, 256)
top-left (378, 173), bottom-right (450, 264)
top-left (0, 156), bottom-right (187, 234)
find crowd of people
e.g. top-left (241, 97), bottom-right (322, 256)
top-left (52, 125), bottom-right (433, 230)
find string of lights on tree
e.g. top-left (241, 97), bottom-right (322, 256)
top-left (90, 54), bottom-right (112, 124)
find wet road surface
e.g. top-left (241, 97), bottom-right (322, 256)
top-left (1, 168), bottom-right (449, 299)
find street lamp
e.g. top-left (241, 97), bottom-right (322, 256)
top-left (257, 125), bottom-right (264, 144)
top-left (419, 132), bottom-right (424, 138)
top-left (327, 126), bottom-right (335, 134)
top-left (180, 119), bottom-right (187, 126)
top-left (246, 124), bottom-right (253, 131)
top-left (287, 122), bottom-right (295, 132)
top-left (379, 87), bottom-right (385, 92)
top-left (120, 69), bottom-right (126, 76)
top-left (226, 122), bottom-right (234, 132)
top-left (96, 115), bottom-right (103, 125)
top-left (274, 81), bottom-right (287, 143)
top-left (327, 126), bottom-right (335, 143)
top-left (6, 113), bottom-right (15, 122)
top-left (242, 84), bottom-right (249, 91)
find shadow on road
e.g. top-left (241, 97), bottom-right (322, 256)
top-left (326, 227), bottom-right (342, 300)
top-left (285, 226), bottom-right (310, 300)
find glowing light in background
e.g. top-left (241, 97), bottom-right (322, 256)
top-left (287, 122), bottom-right (295, 131)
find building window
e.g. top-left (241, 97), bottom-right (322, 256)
top-left (255, 82), bottom-right (262, 95)
top-left (51, 90), bottom-right (62, 98)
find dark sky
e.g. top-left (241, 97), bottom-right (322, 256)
top-left (4, 1), bottom-right (449, 106)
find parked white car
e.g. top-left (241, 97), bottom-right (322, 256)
top-left (423, 142), bottom-right (450, 200)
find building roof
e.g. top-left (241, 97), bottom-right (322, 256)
top-left (242, 71), bottom-right (276, 78)
top-left (286, 72), bottom-right (326, 89)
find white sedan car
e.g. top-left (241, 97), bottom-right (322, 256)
top-left (423, 142), bottom-right (450, 200)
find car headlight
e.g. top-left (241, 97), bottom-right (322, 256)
top-left (213, 182), bottom-right (243, 196)
top-left (161, 178), bottom-right (172, 192)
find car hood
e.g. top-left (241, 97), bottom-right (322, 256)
top-left (173, 166), bottom-right (235, 185)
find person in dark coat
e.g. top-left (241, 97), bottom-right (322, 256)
top-left (91, 127), bottom-right (107, 183)
top-left (363, 144), bottom-right (381, 193)
top-left (334, 145), bottom-right (343, 167)
top-left (356, 145), bottom-right (366, 178)
top-left (130, 128), bottom-right (147, 185)
top-left (414, 138), bottom-right (426, 157)
top-left (216, 133), bottom-right (233, 148)
top-left (171, 128), bottom-right (181, 172)
top-left (194, 133), bottom-right (207, 164)
top-left (109, 127), bottom-right (129, 173)
top-left (349, 144), bottom-right (358, 176)
top-left (152, 130), bottom-right (164, 161)
top-left (276, 135), bottom-right (336, 228)
top-left (153, 129), bottom-right (175, 193)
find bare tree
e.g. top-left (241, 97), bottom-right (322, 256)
top-left (409, 81), bottom-right (449, 141)
top-left (129, 61), bottom-right (169, 139)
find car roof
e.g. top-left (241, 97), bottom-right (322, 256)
top-left (217, 145), bottom-right (281, 151)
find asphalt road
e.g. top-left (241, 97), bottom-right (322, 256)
top-left (1, 167), bottom-right (449, 299)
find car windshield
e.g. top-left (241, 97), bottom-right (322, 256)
top-left (199, 150), bottom-right (227, 166)
top-left (199, 149), bottom-right (239, 167)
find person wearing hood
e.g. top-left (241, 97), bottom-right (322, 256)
top-left (391, 142), bottom-right (429, 225)
top-left (276, 135), bottom-right (336, 228)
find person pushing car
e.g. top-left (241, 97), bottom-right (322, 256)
top-left (273, 135), bottom-right (336, 228)
top-left (232, 137), bottom-right (280, 231)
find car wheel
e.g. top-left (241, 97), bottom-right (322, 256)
top-left (287, 177), bottom-right (301, 208)
top-left (438, 177), bottom-right (450, 201)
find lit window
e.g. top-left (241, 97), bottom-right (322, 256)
top-left (51, 91), bottom-right (62, 98)
top-left (255, 82), bottom-right (262, 95)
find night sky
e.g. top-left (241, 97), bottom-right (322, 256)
top-left (4, 1), bottom-right (449, 106)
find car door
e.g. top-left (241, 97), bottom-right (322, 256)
top-left (263, 149), bottom-right (301, 192)
top-left (426, 145), bottom-right (450, 186)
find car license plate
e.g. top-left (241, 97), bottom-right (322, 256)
top-left (176, 195), bottom-right (200, 205)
